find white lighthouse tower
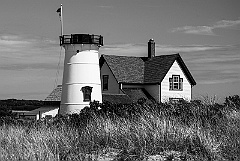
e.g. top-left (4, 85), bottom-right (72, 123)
top-left (59, 34), bottom-right (103, 114)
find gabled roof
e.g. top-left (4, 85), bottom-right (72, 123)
top-left (45, 85), bottom-right (62, 101)
top-left (100, 54), bottom-right (196, 85)
top-left (100, 55), bottom-right (145, 83)
top-left (144, 54), bottom-right (178, 83)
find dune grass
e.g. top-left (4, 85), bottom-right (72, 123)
top-left (0, 99), bottom-right (240, 161)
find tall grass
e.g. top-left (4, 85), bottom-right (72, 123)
top-left (0, 98), bottom-right (240, 160)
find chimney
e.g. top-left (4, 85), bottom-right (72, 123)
top-left (148, 39), bottom-right (155, 58)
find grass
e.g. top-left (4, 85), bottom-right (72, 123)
top-left (0, 98), bottom-right (240, 161)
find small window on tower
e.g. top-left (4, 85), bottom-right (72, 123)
top-left (81, 86), bottom-right (93, 102)
top-left (103, 75), bottom-right (109, 91)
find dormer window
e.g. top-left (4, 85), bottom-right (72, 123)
top-left (169, 75), bottom-right (183, 91)
top-left (81, 86), bottom-right (93, 102)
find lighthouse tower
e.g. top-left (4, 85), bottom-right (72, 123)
top-left (59, 34), bottom-right (103, 114)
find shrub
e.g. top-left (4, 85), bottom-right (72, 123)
top-left (0, 106), bottom-right (13, 118)
top-left (225, 95), bottom-right (240, 110)
top-left (1, 97), bottom-right (240, 160)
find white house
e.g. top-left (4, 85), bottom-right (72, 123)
top-left (99, 39), bottom-right (196, 103)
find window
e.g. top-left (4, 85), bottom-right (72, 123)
top-left (169, 75), bottom-right (183, 91)
top-left (103, 75), bottom-right (109, 91)
top-left (169, 98), bottom-right (184, 103)
top-left (81, 86), bottom-right (93, 102)
top-left (44, 115), bottom-right (53, 120)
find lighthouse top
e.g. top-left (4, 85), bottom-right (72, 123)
top-left (59, 34), bottom-right (103, 46)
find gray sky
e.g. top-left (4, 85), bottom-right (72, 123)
top-left (0, 0), bottom-right (239, 102)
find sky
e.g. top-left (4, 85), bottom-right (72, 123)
top-left (0, 0), bottom-right (239, 102)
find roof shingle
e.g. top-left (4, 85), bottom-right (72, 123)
top-left (101, 55), bottom-right (145, 83)
top-left (100, 54), bottom-right (196, 85)
top-left (144, 54), bottom-right (178, 83)
top-left (44, 85), bottom-right (62, 101)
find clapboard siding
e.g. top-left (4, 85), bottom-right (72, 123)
top-left (161, 60), bottom-right (191, 102)
top-left (100, 62), bottom-right (120, 94)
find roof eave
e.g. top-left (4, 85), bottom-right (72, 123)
top-left (176, 54), bottom-right (197, 86)
top-left (121, 82), bottom-right (161, 85)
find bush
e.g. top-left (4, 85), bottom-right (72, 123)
top-left (225, 95), bottom-right (240, 110)
top-left (0, 106), bottom-right (13, 118)
top-left (1, 96), bottom-right (240, 160)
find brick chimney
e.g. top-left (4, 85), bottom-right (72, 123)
top-left (148, 39), bottom-right (155, 58)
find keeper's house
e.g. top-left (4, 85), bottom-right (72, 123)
top-left (99, 40), bottom-right (196, 103)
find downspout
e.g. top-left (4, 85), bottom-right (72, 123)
top-left (159, 83), bottom-right (161, 103)
top-left (191, 85), bottom-right (193, 101)
top-left (119, 83), bottom-right (123, 94)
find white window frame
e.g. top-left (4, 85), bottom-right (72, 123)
top-left (169, 75), bottom-right (183, 91)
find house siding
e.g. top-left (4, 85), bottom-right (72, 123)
top-left (41, 108), bottom-right (59, 119)
top-left (101, 62), bottom-right (120, 94)
top-left (161, 60), bottom-right (191, 102)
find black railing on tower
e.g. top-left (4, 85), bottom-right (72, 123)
top-left (60, 34), bottom-right (103, 46)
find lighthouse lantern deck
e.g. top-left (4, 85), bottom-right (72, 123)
top-left (60, 34), bottom-right (103, 46)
